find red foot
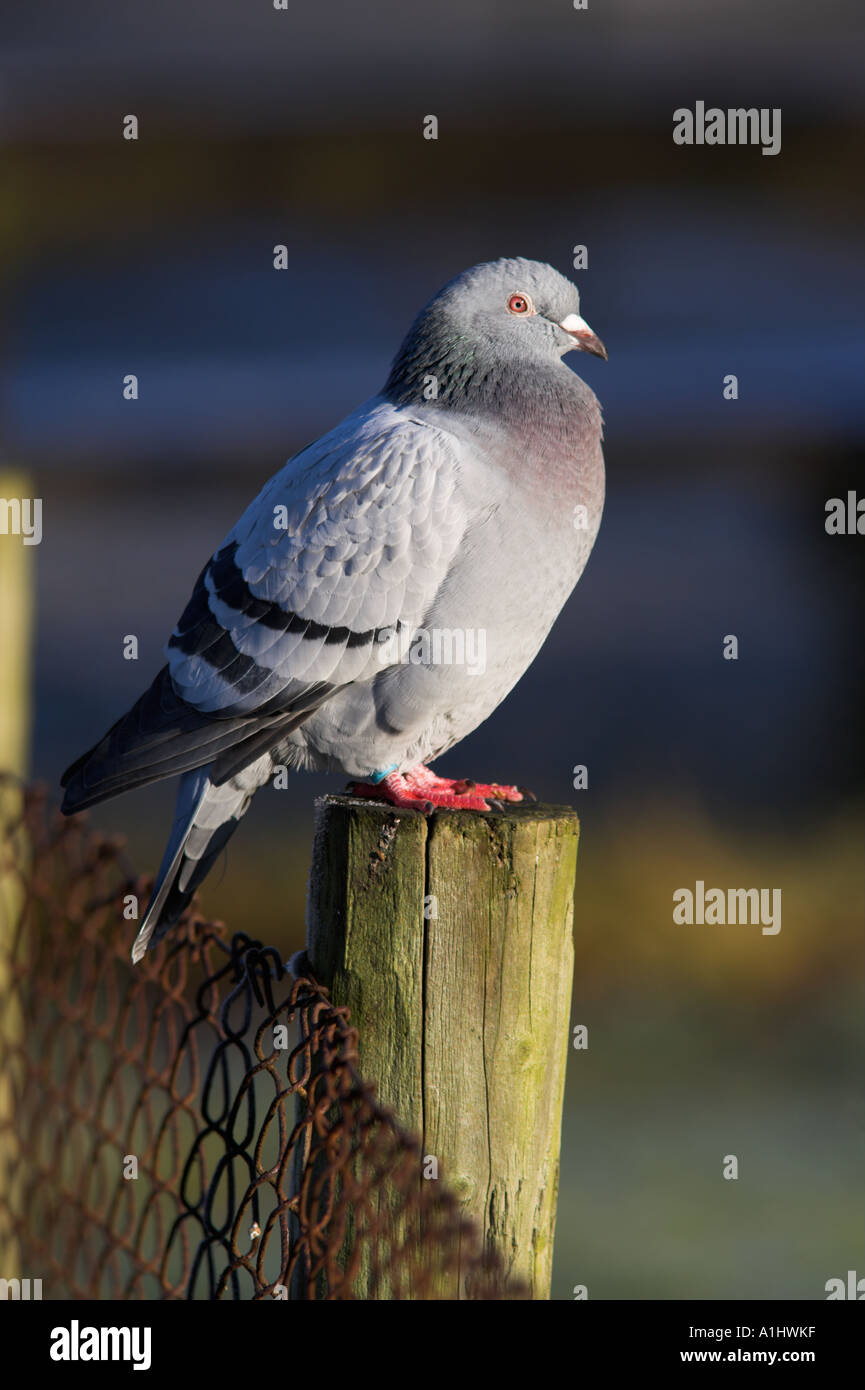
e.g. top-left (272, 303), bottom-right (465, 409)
top-left (347, 765), bottom-right (531, 814)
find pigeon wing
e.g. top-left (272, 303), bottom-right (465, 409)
top-left (61, 400), bottom-right (466, 812)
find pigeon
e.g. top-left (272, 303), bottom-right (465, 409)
top-left (60, 257), bottom-right (606, 962)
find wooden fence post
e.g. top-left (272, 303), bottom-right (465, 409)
top-left (0, 467), bottom-right (35, 1284)
top-left (305, 793), bottom-right (579, 1299)
top-left (0, 470), bottom-right (33, 781)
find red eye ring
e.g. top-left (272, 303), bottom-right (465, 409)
top-left (507, 292), bottom-right (534, 315)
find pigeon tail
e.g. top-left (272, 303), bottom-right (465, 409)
top-left (130, 758), bottom-right (270, 963)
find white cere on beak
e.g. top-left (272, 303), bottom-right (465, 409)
top-left (557, 311), bottom-right (608, 359)
top-left (558, 313), bottom-right (591, 335)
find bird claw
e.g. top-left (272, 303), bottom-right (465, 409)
top-left (347, 766), bottom-right (526, 815)
top-left (347, 779), bottom-right (433, 813)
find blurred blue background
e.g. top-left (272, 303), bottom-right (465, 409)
top-left (2, 0), bottom-right (862, 1299)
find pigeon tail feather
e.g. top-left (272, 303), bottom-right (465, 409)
top-left (130, 762), bottom-right (268, 963)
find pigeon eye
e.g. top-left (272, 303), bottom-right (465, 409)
top-left (507, 292), bottom-right (533, 315)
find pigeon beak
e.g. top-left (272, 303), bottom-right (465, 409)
top-left (558, 313), bottom-right (608, 360)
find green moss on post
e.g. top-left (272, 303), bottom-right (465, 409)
top-left (305, 794), bottom-right (579, 1299)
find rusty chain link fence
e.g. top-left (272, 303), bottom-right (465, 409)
top-left (0, 777), bottom-right (526, 1300)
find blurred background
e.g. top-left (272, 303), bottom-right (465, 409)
top-left (1, 0), bottom-right (862, 1298)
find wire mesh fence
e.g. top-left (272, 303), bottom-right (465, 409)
top-left (0, 776), bottom-right (527, 1300)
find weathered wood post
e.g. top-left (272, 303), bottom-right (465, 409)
top-left (0, 467), bottom-right (34, 1283)
top-left (0, 470), bottom-right (33, 781)
top-left (305, 794), bottom-right (579, 1299)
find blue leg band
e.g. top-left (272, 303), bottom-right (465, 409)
top-left (369, 763), bottom-right (399, 784)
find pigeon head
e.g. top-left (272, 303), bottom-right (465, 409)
top-left (384, 257), bottom-right (606, 412)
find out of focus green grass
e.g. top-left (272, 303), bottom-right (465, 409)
top-left (551, 804), bottom-right (864, 1299)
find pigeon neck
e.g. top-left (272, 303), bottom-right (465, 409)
top-left (383, 340), bottom-right (600, 455)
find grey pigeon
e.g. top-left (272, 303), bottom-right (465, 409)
top-left (61, 257), bottom-right (606, 962)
